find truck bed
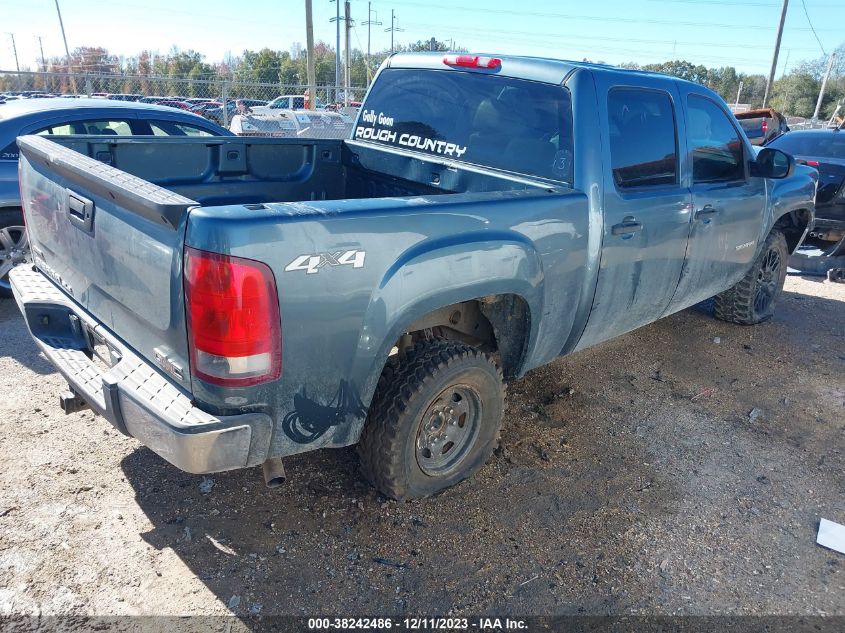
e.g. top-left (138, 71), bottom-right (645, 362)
top-left (50, 135), bottom-right (551, 206)
top-left (17, 135), bottom-right (574, 419)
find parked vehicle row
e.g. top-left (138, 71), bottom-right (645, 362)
top-left (8, 52), bottom-right (816, 501)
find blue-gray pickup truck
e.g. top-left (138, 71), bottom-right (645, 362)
top-left (10, 53), bottom-right (816, 499)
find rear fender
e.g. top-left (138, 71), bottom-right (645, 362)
top-left (348, 234), bottom-right (543, 437)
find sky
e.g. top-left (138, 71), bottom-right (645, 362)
top-left (1, 0), bottom-right (843, 77)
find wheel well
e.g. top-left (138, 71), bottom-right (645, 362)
top-left (773, 209), bottom-right (811, 253)
top-left (395, 294), bottom-right (531, 380)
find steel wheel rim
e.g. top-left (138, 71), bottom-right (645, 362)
top-left (0, 226), bottom-right (28, 291)
top-left (415, 384), bottom-right (482, 477)
top-left (753, 246), bottom-right (781, 314)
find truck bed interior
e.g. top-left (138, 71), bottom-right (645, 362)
top-left (51, 136), bottom-right (556, 209)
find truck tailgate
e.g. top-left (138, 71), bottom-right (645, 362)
top-left (17, 135), bottom-right (195, 391)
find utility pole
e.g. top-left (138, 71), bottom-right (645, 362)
top-left (385, 10), bottom-right (403, 55)
top-left (813, 52), bottom-right (837, 121)
top-left (37, 35), bottom-right (47, 91)
top-left (344, 1), bottom-right (352, 105)
top-left (762, 0), bottom-right (788, 108)
top-left (8, 33), bottom-right (20, 73)
top-left (330, 0), bottom-right (341, 104)
top-left (36, 36), bottom-right (46, 72)
top-left (7, 33), bottom-right (21, 91)
top-left (53, 0), bottom-right (77, 93)
top-left (53, 0), bottom-right (72, 70)
top-left (735, 80), bottom-right (744, 107)
top-left (780, 49), bottom-right (791, 79)
top-left (305, 0), bottom-right (316, 110)
top-left (363, 2), bottom-right (382, 63)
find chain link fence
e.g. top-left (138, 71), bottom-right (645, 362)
top-left (0, 70), bottom-right (366, 137)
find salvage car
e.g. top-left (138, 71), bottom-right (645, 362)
top-left (736, 108), bottom-right (789, 145)
top-left (9, 53), bottom-right (816, 500)
top-left (766, 128), bottom-right (845, 255)
top-left (0, 98), bottom-right (232, 295)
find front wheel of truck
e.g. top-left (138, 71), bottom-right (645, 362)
top-left (714, 229), bottom-right (788, 325)
top-left (358, 339), bottom-right (505, 500)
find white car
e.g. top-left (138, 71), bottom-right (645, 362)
top-left (230, 110), bottom-right (352, 139)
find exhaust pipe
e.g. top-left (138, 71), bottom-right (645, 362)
top-left (262, 457), bottom-right (286, 488)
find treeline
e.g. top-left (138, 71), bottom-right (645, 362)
top-left (2, 41), bottom-right (843, 118)
top-left (620, 47), bottom-right (845, 119)
top-left (0, 39), bottom-right (454, 100)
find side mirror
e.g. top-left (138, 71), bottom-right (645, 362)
top-left (752, 147), bottom-right (794, 179)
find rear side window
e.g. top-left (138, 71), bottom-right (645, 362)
top-left (688, 95), bottom-right (745, 183)
top-left (149, 121), bottom-right (215, 136)
top-left (36, 120), bottom-right (133, 136)
top-left (355, 68), bottom-right (574, 183)
top-left (607, 88), bottom-right (678, 189)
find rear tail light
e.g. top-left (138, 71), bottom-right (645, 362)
top-left (761, 119), bottom-right (768, 135)
top-left (184, 247), bottom-right (281, 387)
top-left (443, 54), bottom-right (501, 69)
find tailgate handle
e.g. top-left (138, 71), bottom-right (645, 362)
top-left (67, 190), bottom-right (95, 234)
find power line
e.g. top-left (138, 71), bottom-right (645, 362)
top-left (374, 0), bottom-right (842, 32)
top-left (649, 0), bottom-right (840, 6)
top-left (800, 0), bottom-right (826, 56)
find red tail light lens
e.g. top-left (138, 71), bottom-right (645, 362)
top-left (761, 119), bottom-right (768, 134)
top-left (443, 54), bottom-right (501, 69)
top-left (184, 247), bottom-right (281, 387)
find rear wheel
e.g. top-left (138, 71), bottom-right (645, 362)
top-left (714, 229), bottom-right (788, 325)
top-left (0, 208), bottom-right (28, 298)
top-left (358, 339), bottom-right (505, 500)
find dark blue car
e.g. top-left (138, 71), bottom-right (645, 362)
top-left (0, 98), bottom-right (232, 295)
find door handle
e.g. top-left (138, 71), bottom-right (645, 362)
top-left (695, 205), bottom-right (718, 220)
top-left (611, 218), bottom-right (643, 236)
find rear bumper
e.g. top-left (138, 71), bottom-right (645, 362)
top-left (10, 265), bottom-right (272, 474)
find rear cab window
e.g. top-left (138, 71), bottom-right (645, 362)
top-left (354, 68), bottom-right (574, 184)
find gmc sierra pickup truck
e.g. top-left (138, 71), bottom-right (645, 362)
top-left (10, 53), bottom-right (816, 500)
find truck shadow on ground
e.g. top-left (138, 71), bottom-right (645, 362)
top-left (117, 286), bottom-right (844, 619)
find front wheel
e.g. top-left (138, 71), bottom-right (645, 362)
top-left (714, 229), bottom-right (788, 325)
top-left (358, 339), bottom-right (505, 500)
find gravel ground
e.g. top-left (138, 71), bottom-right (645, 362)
top-left (0, 275), bottom-right (843, 622)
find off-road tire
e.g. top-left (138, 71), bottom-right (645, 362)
top-left (358, 339), bottom-right (505, 500)
top-left (714, 229), bottom-right (788, 325)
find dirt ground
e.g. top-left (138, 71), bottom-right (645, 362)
top-left (0, 275), bottom-right (843, 624)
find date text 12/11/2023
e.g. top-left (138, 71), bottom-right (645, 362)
top-left (307, 617), bottom-right (528, 630)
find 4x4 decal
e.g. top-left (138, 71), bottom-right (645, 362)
top-left (284, 249), bottom-right (366, 274)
